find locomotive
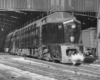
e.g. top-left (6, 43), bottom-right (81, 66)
top-left (4, 12), bottom-right (84, 65)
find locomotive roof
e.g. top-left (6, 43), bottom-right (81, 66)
top-left (22, 12), bottom-right (76, 28)
top-left (46, 12), bottom-right (75, 23)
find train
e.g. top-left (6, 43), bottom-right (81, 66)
top-left (4, 12), bottom-right (85, 65)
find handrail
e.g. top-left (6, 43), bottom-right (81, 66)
top-left (8, 12), bottom-right (54, 34)
top-left (20, 12), bottom-right (53, 29)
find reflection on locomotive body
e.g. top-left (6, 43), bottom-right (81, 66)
top-left (4, 12), bottom-right (84, 65)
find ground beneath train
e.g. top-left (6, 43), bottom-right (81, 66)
top-left (0, 53), bottom-right (100, 80)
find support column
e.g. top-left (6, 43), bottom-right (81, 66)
top-left (97, 3), bottom-right (100, 58)
top-left (97, 19), bottom-right (100, 58)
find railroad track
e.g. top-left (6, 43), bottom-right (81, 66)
top-left (0, 55), bottom-right (100, 80)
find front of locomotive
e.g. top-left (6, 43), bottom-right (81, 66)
top-left (61, 16), bottom-right (84, 65)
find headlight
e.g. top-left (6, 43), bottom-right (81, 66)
top-left (71, 24), bottom-right (76, 29)
top-left (58, 25), bottom-right (62, 29)
top-left (70, 36), bottom-right (75, 42)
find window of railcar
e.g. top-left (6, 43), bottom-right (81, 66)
top-left (17, 31), bottom-right (19, 37)
top-left (30, 25), bottom-right (32, 30)
top-left (23, 29), bottom-right (25, 34)
top-left (31, 25), bottom-right (34, 30)
top-left (23, 29), bottom-right (25, 35)
top-left (24, 28), bottom-right (26, 34)
top-left (31, 25), bottom-right (33, 30)
top-left (19, 31), bottom-right (21, 42)
top-left (30, 26), bottom-right (31, 31)
top-left (25, 28), bottom-right (27, 33)
top-left (23, 29), bottom-right (25, 47)
top-left (29, 26), bottom-right (31, 36)
top-left (19, 31), bottom-right (21, 36)
top-left (20, 30), bottom-right (21, 39)
top-left (30, 25), bottom-right (32, 46)
top-left (32, 29), bottom-right (35, 37)
top-left (27, 26), bottom-right (30, 33)
top-left (16, 31), bottom-right (17, 35)
top-left (17, 32), bottom-right (19, 38)
top-left (25, 28), bottom-right (28, 35)
top-left (26, 27), bottom-right (29, 47)
top-left (30, 25), bottom-right (33, 36)
top-left (19, 31), bottom-right (20, 35)
top-left (28, 26), bottom-right (31, 47)
top-left (21, 29), bottom-right (23, 35)
top-left (28, 26), bottom-right (30, 32)
top-left (32, 24), bottom-right (36, 37)
top-left (26, 27), bottom-right (27, 34)
top-left (23, 29), bottom-right (25, 36)
top-left (24, 28), bottom-right (27, 45)
top-left (19, 30), bottom-right (22, 38)
top-left (30, 26), bottom-right (32, 37)
top-left (19, 31), bottom-right (20, 40)
top-left (28, 26), bottom-right (30, 33)
top-left (30, 25), bottom-right (32, 36)
top-left (20, 30), bottom-right (21, 35)
top-left (25, 28), bottom-right (27, 37)
top-left (35, 27), bottom-right (38, 36)
top-left (34, 23), bottom-right (37, 30)
top-left (27, 27), bottom-right (29, 33)
top-left (30, 26), bottom-right (32, 36)
top-left (27, 27), bottom-right (29, 37)
top-left (21, 29), bottom-right (23, 41)
top-left (34, 23), bottom-right (37, 28)
top-left (23, 29), bottom-right (25, 38)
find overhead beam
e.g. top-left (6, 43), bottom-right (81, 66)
top-left (0, 17), bottom-right (18, 24)
top-left (0, 0), bottom-right (99, 12)
top-left (0, 15), bottom-right (20, 21)
top-left (0, 21), bottom-right (14, 27)
top-left (0, 11), bottom-right (26, 17)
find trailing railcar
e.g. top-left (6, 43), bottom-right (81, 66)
top-left (82, 28), bottom-right (97, 62)
top-left (4, 12), bottom-right (84, 65)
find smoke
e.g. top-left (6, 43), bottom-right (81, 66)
top-left (71, 53), bottom-right (85, 64)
